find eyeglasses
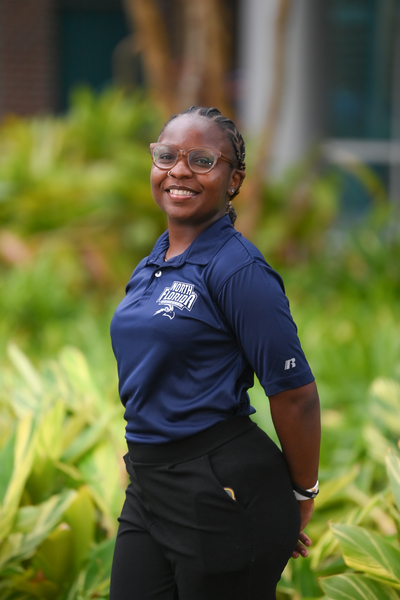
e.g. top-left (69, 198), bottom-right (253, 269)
top-left (149, 143), bottom-right (236, 174)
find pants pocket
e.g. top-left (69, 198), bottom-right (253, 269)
top-left (193, 455), bottom-right (253, 573)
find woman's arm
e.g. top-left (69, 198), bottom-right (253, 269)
top-left (269, 380), bottom-right (321, 558)
top-left (214, 259), bottom-right (320, 556)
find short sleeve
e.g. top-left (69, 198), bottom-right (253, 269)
top-left (217, 262), bottom-right (314, 396)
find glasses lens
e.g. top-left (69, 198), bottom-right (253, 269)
top-left (153, 145), bottom-right (178, 168)
top-left (188, 149), bottom-right (216, 173)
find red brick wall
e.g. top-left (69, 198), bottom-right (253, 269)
top-left (0, 0), bottom-right (57, 117)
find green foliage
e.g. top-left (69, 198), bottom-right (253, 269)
top-left (1, 87), bottom-right (400, 598)
top-left (0, 87), bottom-right (165, 366)
top-left (321, 574), bottom-right (400, 600)
top-left (250, 199), bottom-right (400, 599)
top-left (317, 449), bottom-right (400, 599)
top-left (252, 152), bottom-right (341, 264)
top-left (0, 345), bottom-right (124, 598)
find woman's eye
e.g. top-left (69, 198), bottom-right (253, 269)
top-left (192, 155), bottom-right (214, 167)
top-left (158, 153), bottom-right (174, 162)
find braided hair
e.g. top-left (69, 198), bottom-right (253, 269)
top-left (159, 106), bottom-right (246, 225)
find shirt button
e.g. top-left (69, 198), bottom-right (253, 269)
top-left (155, 270), bottom-right (162, 278)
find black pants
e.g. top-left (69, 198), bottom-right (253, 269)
top-left (110, 417), bottom-right (300, 600)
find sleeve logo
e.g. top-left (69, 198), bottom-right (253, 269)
top-left (154, 281), bottom-right (198, 320)
top-left (284, 358), bottom-right (296, 370)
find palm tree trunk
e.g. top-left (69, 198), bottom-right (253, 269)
top-left (178, 0), bottom-right (232, 116)
top-left (122, 0), bottom-right (177, 115)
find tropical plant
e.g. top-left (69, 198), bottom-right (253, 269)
top-left (0, 87), bottom-right (165, 366)
top-left (250, 375), bottom-right (400, 599)
top-left (1, 87), bottom-right (400, 598)
top-left (0, 344), bottom-right (125, 599)
top-left (319, 446), bottom-right (400, 600)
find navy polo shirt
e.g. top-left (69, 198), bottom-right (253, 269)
top-left (110, 215), bottom-right (314, 444)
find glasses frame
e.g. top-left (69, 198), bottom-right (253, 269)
top-left (149, 143), bottom-right (237, 174)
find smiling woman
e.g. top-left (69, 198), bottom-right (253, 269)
top-left (148, 110), bottom-right (245, 255)
top-left (109, 106), bottom-right (321, 600)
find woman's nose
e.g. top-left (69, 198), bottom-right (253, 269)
top-left (167, 156), bottom-right (192, 178)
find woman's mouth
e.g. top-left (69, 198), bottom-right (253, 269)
top-left (166, 187), bottom-right (198, 199)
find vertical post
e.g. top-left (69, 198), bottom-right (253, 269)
top-left (389, 8), bottom-right (400, 206)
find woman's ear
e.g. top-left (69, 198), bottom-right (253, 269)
top-left (229, 169), bottom-right (246, 194)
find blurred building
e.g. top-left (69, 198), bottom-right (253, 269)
top-left (0, 0), bottom-right (399, 203)
top-left (0, 0), bottom-right (129, 114)
top-left (241, 0), bottom-right (400, 206)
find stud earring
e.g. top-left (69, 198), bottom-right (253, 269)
top-left (230, 188), bottom-right (236, 195)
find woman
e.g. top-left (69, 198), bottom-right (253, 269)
top-left (110, 106), bottom-right (320, 600)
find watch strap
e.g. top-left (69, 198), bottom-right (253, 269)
top-left (292, 480), bottom-right (319, 500)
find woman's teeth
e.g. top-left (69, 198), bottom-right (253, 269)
top-left (168, 189), bottom-right (196, 196)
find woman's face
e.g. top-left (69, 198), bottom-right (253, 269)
top-left (150, 114), bottom-right (244, 228)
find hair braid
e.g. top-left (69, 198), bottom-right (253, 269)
top-left (159, 106), bottom-right (246, 225)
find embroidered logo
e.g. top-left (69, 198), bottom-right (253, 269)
top-left (154, 281), bottom-right (198, 320)
top-left (284, 358), bottom-right (296, 370)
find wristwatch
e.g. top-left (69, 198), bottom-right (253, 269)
top-left (292, 480), bottom-right (319, 501)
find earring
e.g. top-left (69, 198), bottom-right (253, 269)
top-left (168, 170), bottom-right (172, 176)
top-left (230, 188), bottom-right (236, 195)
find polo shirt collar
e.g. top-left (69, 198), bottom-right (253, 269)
top-left (147, 215), bottom-right (237, 267)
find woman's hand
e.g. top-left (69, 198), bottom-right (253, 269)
top-left (269, 382), bottom-right (320, 560)
top-left (292, 499), bottom-right (314, 559)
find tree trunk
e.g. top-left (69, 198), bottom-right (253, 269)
top-left (177, 0), bottom-right (232, 115)
top-left (237, 0), bottom-right (292, 238)
top-left (122, 0), bottom-right (177, 115)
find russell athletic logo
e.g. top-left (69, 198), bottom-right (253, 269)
top-left (154, 281), bottom-right (198, 320)
top-left (284, 358), bottom-right (296, 370)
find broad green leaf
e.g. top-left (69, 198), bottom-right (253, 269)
top-left (60, 413), bottom-right (88, 454)
top-left (0, 575), bottom-right (39, 600)
top-left (0, 489), bottom-right (76, 571)
top-left (36, 399), bottom-right (65, 461)
top-left (315, 467), bottom-right (359, 509)
top-left (369, 378), bottom-right (400, 435)
top-left (331, 523), bottom-right (400, 588)
top-left (32, 524), bottom-right (74, 586)
top-left (53, 460), bottom-right (83, 481)
top-left (0, 427), bottom-right (16, 502)
top-left (363, 424), bottom-right (392, 464)
top-left (26, 401), bottom-right (68, 502)
top-left (0, 533), bottom-right (24, 574)
top-left (11, 575), bottom-right (60, 600)
top-left (78, 443), bottom-right (125, 528)
top-left (386, 448), bottom-right (400, 513)
top-left (311, 527), bottom-right (339, 570)
top-left (346, 486), bottom-right (397, 535)
top-left (80, 537), bottom-right (115, 595)
top-left (64, 537), bottom-right (115, 600)
top-left (290, 554), bottom-right (321, 598)
top-left (61, 408), bottom-right (119, 463)
top-left (63, 486), bottom-right (96, 574)
top-left (311, 496), bottom-right (378, 571)
top-left (7, 344), bottom-right (42, 397)
top-left (58, 346), bottom-right (103, 413)
top-left (321, 573), bottom-right (400, 600)
top-left (0, 415), bottom-right (37, 540)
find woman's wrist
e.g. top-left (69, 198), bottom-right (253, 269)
top-left (292, 480), bottom-right (319, 501)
